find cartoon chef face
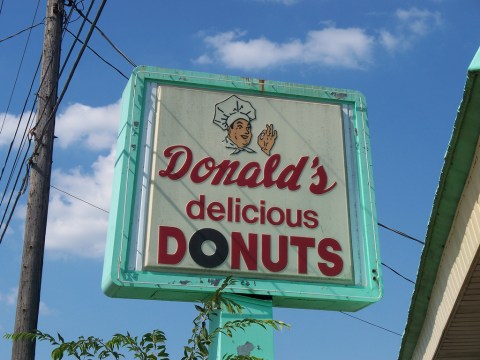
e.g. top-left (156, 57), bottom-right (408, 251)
top-left (227, 118), bottom-right (252, 148)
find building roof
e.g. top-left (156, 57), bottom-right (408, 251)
top-left (398, 47), bottom-right (480, 360)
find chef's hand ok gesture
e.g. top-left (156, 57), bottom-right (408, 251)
top-left (257, 124), bottom-right (278, 156)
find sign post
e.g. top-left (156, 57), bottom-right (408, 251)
top-left (209, 294), bottom-right (274, 359)
top-left (103, 67), bottom-right (382, 358)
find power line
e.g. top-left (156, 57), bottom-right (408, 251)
top-left (21, 179), bottom-right (413, 339)
top-left (0, 47), bottom-right (54, 227)
top-left (64, 0), bottom-right (85, 25)
top-left (340, 311), bottom-right (402, 337)
top-left (0, 141), bottom-right (32, 243)
top-left (0, 56), bottom-right (41, 186)
top-left (28, 180), bottom-right (414, 340)
top-left (0, 0), bottom-right (107, 244)
top-left (0, 0), bottom-right (42, 136)
top-left (23, 0), bottom-right (96, 151)
top-left (72, 3), bottom-right (137, 68)
top-left (382, 262), bottom-right (415, 285)
top-left (50, 185), bottom-right (108, 213)
top-left (1, 1), bottom-right (79, 240)
top-left (378, 222), bottom-right (424, 245)
top-left (47, 184), bottom-right (418, 287)
top-left (60, 1), bottom-right (132, 81)
top-left (0, 22), bottom-right (44, 44)
top-left (0, 16), bottom-right (56, 235)
top-left (30, 0), bottom-right (108, 142)
top-left (64, 27), bottom-right (129, 79)
top-left (50, 184), bottom-right (416, 288)
top-left (0, 0), bottom-right (44, 243)
top-left (59, 0), bottom-right (96, 79)
top-left (0, 110), bottom-right (37, 227)
top-left (36, 182), bottom-right (429, 252)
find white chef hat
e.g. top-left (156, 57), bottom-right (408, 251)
top-left (213, 95), bottom-right (256, 130)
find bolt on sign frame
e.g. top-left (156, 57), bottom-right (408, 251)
top-left (102, 66), bottom-right (382, 312)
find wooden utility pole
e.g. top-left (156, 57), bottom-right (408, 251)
top-left (11, 0), bottom-right (63, 358)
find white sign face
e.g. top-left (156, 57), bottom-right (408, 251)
top-left (143, 85), bottom-right (352, 283)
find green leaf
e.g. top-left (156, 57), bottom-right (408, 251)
top-left (3, 277), bottom-right (290, 360)
top-left (51, 347), bottom-right (63, 360)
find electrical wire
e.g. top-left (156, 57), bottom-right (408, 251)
top-left (382, 262), bottom-right (415, 284)
top-left (0, 2), bottom-right (62, 218)
top-left (0, 1), bottom-right (131, 233)
top-left (17, 178), bottom-right (414, 340)
top-left (51, 183), bottom-right (416, 288)
top-left (30, 0), bottom-right (107, 143)
top-left (64, 0), bottom-right (85, 25)
top-left (0, 56), bottom-right (41, 186)
top-left (0, 67), bottom-right (40, 243)
top-left (46, 183), bottom-right (420, 339)
top-left (46, 182), bottom-right (414, 338)
top-left (23, 0), bottom-right (94, 154)
top-left (59, 0), bottom-right (96, 79)
top-left (1, 0), bottom-right (132, 242)
top-left (378, 222), bottom-right (424, 245)
top-left (48, 181), bottom-right (420, 288)
top-left (0, 141), bottom-right (31, 243)
top-left (0, 22), bottom-right (44, 44)
top-left (0, 0), bottom-right (108, 243)
top-left (0, 0), bottom-right (44, 241)
top-left (0, 0), bottom-right (42, 136)
top-left (377, 224), bottom-right (420, 285)
top-left (62, 0), bottom-right (130, 80)
top-left (340, 312), bottom-right (402, 337)
top-left (64, 27), bottom-right (128, 79)
top-left (50, 185), bottom-right (109, 213)
top-left (72, 2), bottom-right (137, 68)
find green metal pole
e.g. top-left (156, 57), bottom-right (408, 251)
top-left (209, 294), bottom-right (275, 359)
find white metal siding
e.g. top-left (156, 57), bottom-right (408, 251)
top-left (412, 140), bottom-right (480, 359)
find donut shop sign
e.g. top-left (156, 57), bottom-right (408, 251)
top-left (102, 67), bottom-right (382, 311)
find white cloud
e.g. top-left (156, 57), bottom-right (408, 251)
top-left (0, 112), bottom-right (34, 148)
top-left (0, 114), bottom-right (18, 148)
top-left (379, 30), bottom-right (400, 52)
top-left (194, 54), bottom-right (213, 65)
top-left (396, 7), bottom-right (442, 36)
top-left (46, 145), bottom-right (115, 259)
top-left (0, 101), bottom-right (119, 152)
top-left (39, 301), bottom-right (55, 316)
top-left (196, 7), bottom-right (442, 69)
top-left (305, 28), bottom-right (374, 68)
top-left (1, 102), bottom-right (120, 259)
top-left (55, 101), bottom-right (120, 151)
top-left (198, 27), bottom-right (374, 70)
top-left (6, 289), bottom-right (16, 305)
top-left (380, 7), bottom-right (442, 52)
top-left (0, 290), bottom-right (55, 315)
top-left (0, 287), bottom-right (17, 306)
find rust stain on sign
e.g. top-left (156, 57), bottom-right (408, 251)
top-left (259, 79), bottom-right (265, 92)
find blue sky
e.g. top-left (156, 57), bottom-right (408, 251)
top-left (1, 0), bottom-right (479, 358)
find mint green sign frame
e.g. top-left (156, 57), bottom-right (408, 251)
top-left (102, 66), bottom-right (382, 312)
